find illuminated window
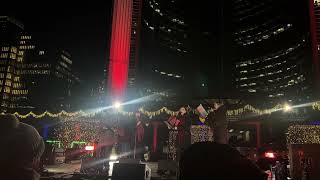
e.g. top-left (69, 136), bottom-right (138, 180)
top-left (6, 73), bottom-right (12, 79)
top-left (10, 53), bottom-right (16, 59)
top-left (0, 53), bottom-right (8, 58)
top-left (10, 47), bottom-right (17, 53)
top-left (39, 51), bottom-right (45, 55)
top-left (5, 81), bottom-right (11, 86)
top-left (4, 87), bottom-right (11, 93)
top-left (1, 47), bottom-right (9, 51)
top-left (18, 51), bottom-right (24, 56)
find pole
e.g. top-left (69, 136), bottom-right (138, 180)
top-left (134, 127), bottom-right (137, 159)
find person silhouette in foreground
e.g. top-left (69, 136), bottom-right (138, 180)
top-left (0, 114), bottom-right (44, 180)
top-left (179, 142), bottom-right (267, 180)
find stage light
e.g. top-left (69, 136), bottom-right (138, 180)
top-left (284, 104), bottom-right (292, 112)
top-left (265, 152), bottom-right (275, 159)
top-left (85, 145), bottom-right (95, 151)
top-left (113, 101), bottom-right (121, 109)
top-left (110, 155), bottom-right (118, 160)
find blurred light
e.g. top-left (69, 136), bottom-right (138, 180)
top-left (229, 129), bottom-right (234, 133)
top-left (110, 155), bottom-right (118, 160)
top-left (85, 145), bottom-right (95, 151)
top-left (284, 104), bottom-right (292, 112)
top-left (239, 130), bottom-right (244, 134)
top-left (265, 152), bottom-right (275, 158)
top-left (113, 101), bottom-right (121, 109)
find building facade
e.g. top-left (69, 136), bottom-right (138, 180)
top-left (138, 0), bottom-right (189, 97)
top-left (0, 16), bottom-right (29, 112)
top-left (21, 49), bottom-right (79, 111)
top-left (233, 0), bottom-right (313, 106)
top-left (139, 0), bottom-right (233, 98)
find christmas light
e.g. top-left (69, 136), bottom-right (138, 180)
top-left (9, 101), bottom-right (320, 120)
top-left (287, 125), bottom-right (320, 144)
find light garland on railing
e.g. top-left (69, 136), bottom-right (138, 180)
top-left (226, 104), bottom-right (283, 116)
top-left (10, 101), bottom-right (320, 119)
top-left (12, 110), bottom-right (87, 119)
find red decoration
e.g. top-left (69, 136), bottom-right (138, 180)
top-left (108, 0), bottom-right (133, 99)
top-left (135, 113), bottom-right (144, 143)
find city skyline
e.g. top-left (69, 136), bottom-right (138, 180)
top-left (1, 0), bottom-right (318, 110)
top-left (0, 1), bottom-right (113, 85)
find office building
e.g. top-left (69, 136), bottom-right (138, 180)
top-left (233, 0), bottom-right (313, 106)
top-left (0, 16), bottom-right (29, 112)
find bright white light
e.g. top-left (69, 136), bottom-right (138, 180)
top-left (110, 155), bottom-right (118, 160)
top-left (85, 145), bottom-right (95, 151)
top-left (113, 101), bottom-right (121, 109)
top-left (284, 104), bottom-right (292, 112)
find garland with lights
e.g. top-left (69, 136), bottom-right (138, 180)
top-left (287, 125), bottom-right (320, 144)
top-left (190, 125), bottom-right (213, 144)
top-left (9, 101), bottom-right (320, 119)
top-left (312, 101), bottom-right (320, 111)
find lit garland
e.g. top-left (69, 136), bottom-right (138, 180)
top-left (12, 110), bottom-right (86, 119)
top-left (190, 125), bottom-right (213, 144)
top-left (226, 104), bottom-right (283, 116)
top-left (53, 117), bottom-right (102, 148)
top-left (168, 130), bottom-right (178, 160)
top-left (10, 101), bottom-right (320, 119)
top-left (312, 101), bottom-right (320, 111)
top-left (287, 125), bottom-right (320, 144)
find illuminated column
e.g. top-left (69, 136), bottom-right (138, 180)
top-left (108, 0), bottom-right (133, 100)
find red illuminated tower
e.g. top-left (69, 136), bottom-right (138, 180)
top-left (108, 0), bottom-right (143, 100)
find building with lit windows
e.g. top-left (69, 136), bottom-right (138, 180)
top-left (138, 0), bottom-right (233, 98)
top-left (0, 16), bottom-right (30, 112)
top-left (1, 16), bottom-right (79, 111)
top-left (138, 0), bottom-right (195, 97)
top-left (20, 48), bottom-right (79, 111)
top-left (233, 0), bottom-right (313, 107)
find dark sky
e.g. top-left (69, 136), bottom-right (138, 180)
top-left (1, 1), bottom-right (113, 86)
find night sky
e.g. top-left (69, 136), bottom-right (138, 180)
top-left (1, 1), bottom-right (113, 85)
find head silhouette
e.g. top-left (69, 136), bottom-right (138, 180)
top-left (179, 142), bottom-right (266, 180)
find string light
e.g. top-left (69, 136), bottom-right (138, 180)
top-left (287, 125), bottom-right (320, 144)
top-left (190, 125), bottom-right (213, 144)
top-left (313, 102), bottom-right (320, 111)
top-left (10, 101), bottom-right (320, 119)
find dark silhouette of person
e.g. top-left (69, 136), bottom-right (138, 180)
top-left (179, 142), bottom-right (267, 180)
top-left (0, 114), bottom-right (45, 180)
top-left (207, 102), bottom-right (228, 144)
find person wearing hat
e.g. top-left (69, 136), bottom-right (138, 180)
top-left (0, 114), bottom-right (45, 180)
